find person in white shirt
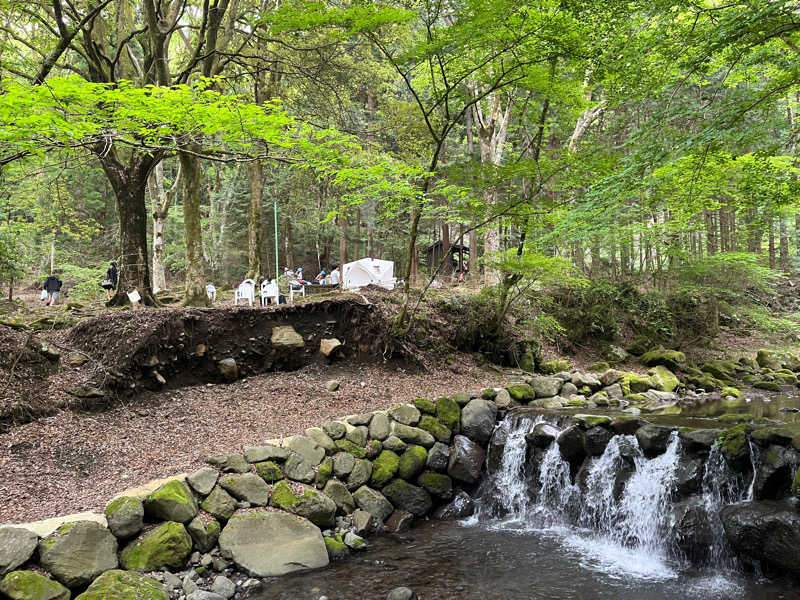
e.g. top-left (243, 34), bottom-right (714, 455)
top-left (329, 265), bottom-right (340, 287)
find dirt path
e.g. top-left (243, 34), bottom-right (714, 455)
top-left (0, 357), bottom-right (500, 524)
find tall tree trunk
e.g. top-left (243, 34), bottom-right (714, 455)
top-left (780, 217), bottom-right (790, 272)
top-left (49, 236), bottom-right (55, 273)
top-left (149, 161), bottom-right (179, 292)
top-left (97, 149), bottom-right (160, 305)
top-left (178, 145), bottom-right (210, 306)
top-left (338, 206), bottom-right (348, 267)
top-left (246, 160), bottom-right (264, 281)
top-left (769, 219), bottom-right (776, 269)
top-left (705, 209), bottom-right (717, 255)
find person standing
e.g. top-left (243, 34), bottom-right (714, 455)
top-left (329, 264), bottom-right (341, 288)
top-left (43, 273), bottom-right (62, 306)
top-left (103, 262), bottom-right (118, 301)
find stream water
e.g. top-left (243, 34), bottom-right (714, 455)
top-left (264, 412), bottom-right (800, 599)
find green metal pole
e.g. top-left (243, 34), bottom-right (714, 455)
top-left (273, 196), bottom-right (279, 280)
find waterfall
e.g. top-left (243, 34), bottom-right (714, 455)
top-left (471, 414), bottom-right (744, 580)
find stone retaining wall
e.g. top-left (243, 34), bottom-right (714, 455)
top-left (0, 389), bottom-right (502, 599)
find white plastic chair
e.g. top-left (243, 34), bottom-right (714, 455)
top-left (234, 279), bottom-right (256, 306)
top-left (289, 281), bottom-right (306, 303)
top-left (260, 279), bottom-right (280, 306)
top-left (205, 284), bottom-right (217, 301)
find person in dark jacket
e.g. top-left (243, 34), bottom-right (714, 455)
top-left (103, 262), bottom-right (118, 300)
top-left (43, 274), bottom-right (62, 306)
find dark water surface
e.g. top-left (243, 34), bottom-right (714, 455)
top-left (264, 520), bottom-right (799, 600)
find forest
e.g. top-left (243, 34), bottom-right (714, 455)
top-left (0, 0), bottom-right (796, 338)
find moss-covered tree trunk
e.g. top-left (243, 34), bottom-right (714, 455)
top-left (178, 145), bottom-right (210, 307)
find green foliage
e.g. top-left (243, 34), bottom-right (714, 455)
top-left (57, 264), bottom-right (106, 302)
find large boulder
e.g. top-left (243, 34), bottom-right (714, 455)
top-left (671, 498), bottom-right (714, 564)
top-left (556, 426), bottom-right (586, 461)
top-left (432, 491), bottom-right (475, 521)
top-left (390, 423), bottom-right (435, 448)
top-left (752, 444), bottom-right (800, 500)
top-left (75, 570), bottom-right (167, 600)
top-left (447, 435), bottom-right (485, 484)
top-left (143, 481), bottom-right (198, 524)
top-left (186, 517), bottom-right (221, 553)
top-left (219, 473), bottom-right (271, 506)
top-left (219, 510), bottom-right (328, 576)
top-left (283, 453), bottom-right (317, 484)
top-left (371, 450), bottom-right (400, 487)
top-left (675, 456), bottom-right (705, 496)
top-left (346, 459), bottom-right (374, 491)
top-left (397, 446), bottom-right (428, 481)
top-left (323, 480), bottom-right (356, 514)
top-left (640, 349), bottom-right (686, 371)
top-left (119, 522), bottom-right (192, 571)
top-left (271, 326), bottom-right (305, 349)
top-left (0, 527), bottom-right (38, 576)
top-left (635, 424), bottom-right (675, 457)
top-left (38, 521), bottom-right (118, 588)
top-left (369, 413), bottom-right (391, 440)
top-left (382, 480), bottom-right (433, 516)
top-left (531, 377), bottom-right (562, 398)
top-left (200, 486), bottom-right (238, 522)
top-left (270, 481), bottom-right (337, 528)
top-left (679, 429), bottom-right (722, 455)
top-left (721, 500), bottom-right (800, 577)
top-left (649, 366), bottom-right (680, 393)
top-left (286, 436), bottom-right (325, 465)
top-left (460, 399), bottom-right (497, 444)
top-left (526, 423), bottom-right (559, 449)
top-left (583, 426), bottom-right (613, 457)
top-left (426, 442), bottom-right (450, 472)
top-left (352, 487), bottom-right (394, 522)
top-left (105, 496), bottom-right (144, 539)
top-left (435, 397), bottom-right (461, 433)
top-left (417, 415), bottom-right (451, 443)
top-left (571, 372), bottom-right (602, 392)
top-left (0, 571), bottom-right (70, 600)
top-left (389, 404), bottom-right (421, 426)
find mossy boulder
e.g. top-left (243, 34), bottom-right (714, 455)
top-left (573, 414), bottom-right (612, 428)
top-left (382, 480), bottom-right (432, 516)
top-left (397, 445), bottom-right (428, 481)
top-left (346, 459), bottom-right (374, 491)
top-left (587, 361), bottom-right (611, 373)
top-left (199, 486), bottom-right (237, 522)
top-left (371, 450), bottom-right (400, 487)
top-left (754, 380), bottom-right (781, 392)
top-left (120, 522), bottom-right (192, 571)
top-left (219, 473), bottom-right (271, 506)
top-left (323, 480), bottom-right (355, 514)
top-left (316, 457), bottom-right (334, 488)
top-left (254, 460), bottom-right (284, 483)
top-left (563, 396), bottom-right (588, 407)
top-left (324, 534), bottom-right (349, 561)
top-left (417, 472), bottom-right (453, 499)
top-left (721, 386), bottom-right (743, 399)
top-left (506, 384), bottom-right (535, 402)
top-left (269, 480), bottom-right (302, 511)
top-left (435, 397), bottom-right (461, 433)
top-left (75, 570), bottom-right (167, 600)
top-left (291, 486), bottom-right (337, 528)
top-left (334, 440), bottom-right (367, 459)
top-left (417, 415), bottom-right (451, 443)
top-left (640, 349), bottom-right (686, 371)
top-left (39, 522), bottom-right (118, 588)
top-left (717, 425), bottom-right (755, 470)
top-left (412, 397), bottom-right (436, 415)
top-left (648, 365), bottom-right (680, 393)
top-left (717, 413), bottom-right (751, 424)
top-left (540, 359), bottom-right (569, 374)
top-left (620, 372), bottom-right (656, 395)
top-left (756, 349), bottom-right (782, 370)
top-left (775, 371), bottom-right (798, 385)
top-left (105, 496), bottom-right (144, 540)
top-left (143, 480), bottom-right (198, 524)
top-left (700, 360), bottom-right (737, 383)
top-left (0, 571), bottom-right (70, 600)
top-left (684, 372), bottom-right (722, 391)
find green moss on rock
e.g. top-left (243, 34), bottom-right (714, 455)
top-left (412, 397), bottom-right (436, 414)
top-left (620, 372), bottom-right (655, 395)
top-left (649, 366), bottom-right (680, 393)
top-left (370, 450), bottom-right (400, 487)
top-left (324, 534), bottom-right (349, 560)
top-left (417, 472), bottom-right (453, 498)
top-left (334, 440), bottom-right (367, 459)
top-left (144, 480), bottom-right (197, 523)
top-left (435, 397), bottom-right (461, 432)
top-left (254, 460), bottom-right (284, 483)
top-left (587, 361), bottom-right (611, 372)
top-left (640, 349), bottom-right (686, 370)
top-left (540, 359), bottom-right (569, 374)
top-left (120, 522), bottom-right (192, 571)
top-left (756, 349), bottom-right (782, 370)
top-left (754, 380), bottom-right (781, 392)
top-left (417, 415), bottom-right (451, 443)
top-left (270, 480), bottom-right (301, 510)
top-left (717, 413), bottom-right (751, 424)
top-left (75, 570), bottom-right (167, 600)
top-left (721, 386), bottom-right (743, 399)
top-left (505, 384), bottom-right (534, 402)
top-left (397, 445), bottom-right (428, 480)
top-left (700, 360), bottom-right (737, 383)
top-left (316, 457), bottom-right (334, 489)
top-left (0, 571), bottom-right (70, 600)
top-left (793, 467), bottom-right (800, 500)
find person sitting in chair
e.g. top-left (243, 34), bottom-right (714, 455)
top-left (313, 269), bottom-right (326, 285)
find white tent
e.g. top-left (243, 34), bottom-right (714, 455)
top-left (342, 258), bottom-right (396, 290)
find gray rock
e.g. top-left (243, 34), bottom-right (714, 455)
top-left (452, 392), bottom-right (472, 406)
top-left (752, 444), bottom-right (800, 500)
top-left (305, 427), bottom-right (338, 453)
top-left (219, 510), bottom-right (328, 576)
top-left (322, 421), bottom-right (347, 440)
top-left (426, 442), bottom-right (450, 472)
top-left (38, 521), bottom-right (118, 588)
top-left (352, 486), bottom-right (394, 522)
top-left (162, 571), bottom-right (182, 590)
top-left (382, 480), bottom-right (432, 516)
top-left (604, 383), bottom-right (624, 401)
top-left (675, 456), bottom-right (705, 496)
top-left (571, 371), bottom-right (602, 391)
top-left (387, 587), bottom-right (417, 600)
top-left (211, 575), bottom-right (236, 599)
top-left (323, 480), bottom-right (355, 514)
top-left (218, 358), bottom-right (238, 382)
top-left (144, 480), bottom-right (198, 523)
top-left (384, 509), bottom-right (415, 534)
top-left (635, 424), bottom-right (675, 457)
top-left (460, 399), bottom-right (497, 444)
top-left (0, 527), bottom-right (38, 576)
top-left (599, 369), bottom-right (623, 386)
top-left (291, 486), bottom-right (337, 528)
top-left (389, 404), bottom-right (421, 426)
top-left (271, 325), bottom-right (305, 349)
top-left (531, 376), bottom-right (562, 398)
top-left (206, 454), bottom-right (251, 473)
top-left (183, 575), bottom-right (199, 595)
top-left (382, 435), bottom-right (407, 452)
top-left (560, 382), bottom-right (578, 397)
top-left (369, 412), bottom-right (391, 440)
top-left (200, 486), bottom-right (238, 522)
top-left (556, 426), bottom-right (586, 461)
top-left (186, 517), bottom-right (221, 553)
top-left (346, 413), bottom-right (373, 426)
top-left (188, 592), bottom-right (225, 600)
top-left (286, 436), bottom-right (325, 465)
top-left (390, 422), bottom-right (435, 448)
top-left (284, 453), bottom-right (317, 484)
top-left (672, 498), bottom-right (714, 564)
top-left (679, 429), bottom-right (723, 455)
top-left (447, 435), bottom-right (485, 484)
top-left (493, 388), bottom-right (512, 408)
top-left (525, 423), bottom-right (559, 449)
top-left (346, 459), bottom-right (373, 491)
top-left (187, 467), bottom-right (219, 495)
top-left (343, 531), bottom-right (367, 551)
top-left (432, 490), bottom-right (474, 520)
top-left (721, 500), bottom-right (800, 577)
top-left (333, 452), bottom-right (356, 477)
top-left (346, 425), bottom-right (368, 447)
top-left (105, 496), bottom-right (144, 539)
top-left (583, 426), bottom-right (613, 456)
top-left (325, 379), bottom-right (340, 392)
top-left (219, 473), bottom-right (271, 506)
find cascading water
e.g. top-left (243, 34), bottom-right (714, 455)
top-left (471, 413), bottom-right (750, 583)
